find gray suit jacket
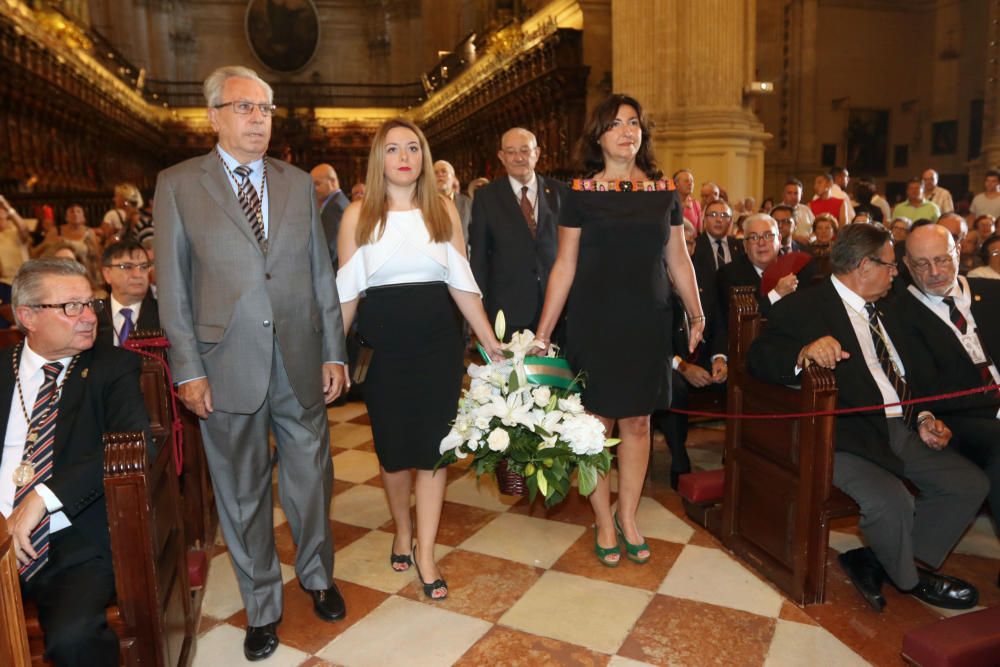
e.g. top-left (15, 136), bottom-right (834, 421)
top-left (320, 190), bottom-right (350, 269)
top-left (455, 192), bottom-right (472, 245)
top-left (153, 150), bottom-right (346, 414)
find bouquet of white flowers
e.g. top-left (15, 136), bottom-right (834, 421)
top-left (438, 312), bottom-right (618, 507)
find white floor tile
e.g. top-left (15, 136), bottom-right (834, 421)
top-left (318, 596), bottom-right (491, 666)
top-left (458, 512), bottom-right (583, 568)
top-left (201, 552), bottom-right (295, 620)
top-left (445, 472), bottom-right (524, 512)
top-left (333, 530), bottom-right (451, 593)
top-left (329, 422), bottom-right (374, 449)
top-left (764, 619), bottom-right (870, 667)
top-left (192, 624), bottom-right (309, 666)
top-left (659, 544), bottom-right (783, 618)
top-left (330, 484), bottom-right (392, 529)
top-left (332, 449), bottom-right (381, 483)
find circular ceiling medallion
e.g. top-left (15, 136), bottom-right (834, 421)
top-left (245, 0), bottom-right (320, 73)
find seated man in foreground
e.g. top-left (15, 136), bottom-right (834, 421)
top-left (747, 224), bottom-right (988, 613)
top-left (0, 258), bottom-right (149, 666)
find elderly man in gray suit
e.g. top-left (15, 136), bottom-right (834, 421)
top-left (153, 66), bottom-right (348, 661)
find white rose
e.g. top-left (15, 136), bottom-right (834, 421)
top-left (532, 386), bottom-right (552, 407)
top-left (487, 428), bottom-right (511, 452)
top-left (557, 393), bottom-right (584, 414)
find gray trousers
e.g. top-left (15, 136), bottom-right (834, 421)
top-left (832, 418), bottom-right (989, 590)
top-left (200, 339), bottom-right (334, 626)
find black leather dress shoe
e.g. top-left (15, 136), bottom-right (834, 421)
top-left (838, 547), bottom-right (886, 612)
top-left (244, 622), bottom-right (279, 661)
top-left (907, 568), bottom-right (979, 610)
top-left (302, 582), bottom-right (346, 621)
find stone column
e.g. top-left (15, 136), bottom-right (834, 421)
top-left (612, 0), bottom-right (770, 201)
top-left (973, 0), bottom-right (1000, 184)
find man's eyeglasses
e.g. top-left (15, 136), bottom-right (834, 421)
top-left (907, 255), bottom-right (954, 273)
top-left (105, 262), bottom-right (153, 272)
top-left (744, 231), bottom-right (777, 243)
top-left (867, 256), bottom-right (898, 271)
top-left (28, 300), bottom-right (105, 317)
top-left (704, 211), bottom-right (732, 219)
top-left (213, 101), bottom-right (277, 116)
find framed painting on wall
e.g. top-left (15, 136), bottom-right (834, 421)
top-left (931, 120), bottom-right (958, 156)
top-left (245, 0), bottom-right (320, 73)
top-left (846, 109), bottom-right (888, 176)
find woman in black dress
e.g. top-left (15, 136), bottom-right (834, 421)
top-left (536, 95), bottom-right (704, 566)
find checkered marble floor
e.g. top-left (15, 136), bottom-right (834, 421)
top-left (191, 401), bottom-right (1000, 666)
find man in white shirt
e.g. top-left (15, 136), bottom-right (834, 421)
top-left (781, 178), bottom-right (814, 244)
top-left (748, 223), bottom-right (987, 612)
top-left (970, 169), bottom-right (1000, 220)
top-left (922, 168), bottom-right (954, 214)
top-left (1, 258), bottom-right (148, 665)
top-left (96, 239), bottom-right (158, 348)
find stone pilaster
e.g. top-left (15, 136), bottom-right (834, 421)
top-left (973, 0), bottom-right (1000, 182)
top-left (612, 0), bottom-right (770, 200)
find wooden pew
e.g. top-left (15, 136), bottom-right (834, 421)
top-left (720, 286), bottom-right (858, 606)
top-left (1, 515), bottom-right (31, 667)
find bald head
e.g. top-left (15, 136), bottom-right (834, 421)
top-left (498, 127), bottom-right (540, 185)
top-left (937, 212), bottom-right (967, 244)
top-left (904, 224), bottom-right (958, 296)
top-left (310, 163), bottom-right (340, 203)
top-left (922, 168), bottom-right (938, 191)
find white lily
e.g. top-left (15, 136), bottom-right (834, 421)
top-left (484, 390), bottom-right (538, 430)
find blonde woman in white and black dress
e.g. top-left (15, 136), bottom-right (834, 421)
top-left (337, 118), bottom-right (503, 600)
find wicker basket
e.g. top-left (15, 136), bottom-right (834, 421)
top-left (495, 459), bottom-right (528, 496)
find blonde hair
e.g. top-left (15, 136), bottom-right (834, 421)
top-left (356, 118), bottom-right (451, 245)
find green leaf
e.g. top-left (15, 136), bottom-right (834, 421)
top-left (494, 310), bottom-right (506, 341)
top-left (508, 369), bottom-right (519, 392)
top-left (536, 469), bottom-right (549, 497)
top-left (577, 461), bottom-right (598, 497)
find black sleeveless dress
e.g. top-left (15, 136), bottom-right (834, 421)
top-left (560, 180), bottom-right (683, 418)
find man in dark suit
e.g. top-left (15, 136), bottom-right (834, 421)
top-left (748, 224), bottom-right (987, 613)
top-left (692, 199), bottom-right (742, 280)
top-left (718, 213), bottom-right (816, 320)
top-left (310, 163), bottom-right (351, 269)
top-left (469, 127), bottom-right (566, 335)
top-left (96, 239), bottom-right (159, 348)
top-left (771, 205), bottom-right (806, 254)
top-left (1, 258), bottom-right (149, 666)
top-left (896, 224), bottom-right (1000, 563)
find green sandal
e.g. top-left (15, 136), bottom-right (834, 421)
top-left (614, 513), bottom-right (650, 564)
top-left (594, 526), bottom-right (621, 567)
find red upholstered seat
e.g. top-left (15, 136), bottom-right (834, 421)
top-left (901, 607), bottom-right (1000, 667)
top-left (188, 550), bottom-right (209, 589)
top-left (677, 469), bottom-right (725, 504)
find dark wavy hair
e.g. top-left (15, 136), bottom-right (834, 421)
top-left (575, 94), bottom-right (661, 179)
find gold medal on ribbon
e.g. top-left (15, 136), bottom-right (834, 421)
top-left (26, 432), bottom-right (37, 443)
top-left (12, 461), bottom-right (35, 487)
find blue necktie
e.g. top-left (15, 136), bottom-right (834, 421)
top-left (119, 307), bottom-right (133, 346)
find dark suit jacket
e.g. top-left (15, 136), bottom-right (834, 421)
top-left (320, 190), bottom-right (351, 269)
top-left (747, 279), bottom-right (924, 474)
top-left (0, 344), bottom-right (149, 558)
top-left (894, 278), bottom-right (1000, 418)
top-left (469, 175), bottom-right (567, 328)
top-left (692, 234), bottom-right (743, 282)
top-left (96, 292), bottom-right (161, 348)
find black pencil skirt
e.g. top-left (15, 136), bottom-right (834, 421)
top-left (356, 282), bottom-right (465, 471)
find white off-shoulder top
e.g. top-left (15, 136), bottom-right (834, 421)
top-left (336, 208), bottom-right (480, 302)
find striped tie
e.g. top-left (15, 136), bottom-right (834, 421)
top-left (864, 304), bottom-right (914, 424)
top-left (233, 165), bottom-right (267, 247)
top-left (941, 296), bottom-right (967, 334)
top-left (15, 361), bottom-right (64, 581)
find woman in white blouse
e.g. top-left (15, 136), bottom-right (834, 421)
top-left (337, 119), bottom-right (503, 600)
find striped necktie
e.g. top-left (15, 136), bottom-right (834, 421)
top-left (941, 296), bottom-right (967, 334)
top-left (864, 303), bottom-right (914, 424)
top-left (715, 239), bottom-right (726, 268)
top-left (520, 186), bottom-right (537, 238)
top-left (233, 165), bottom-right (267, 246)
top-left (15, 361), bottom-right (64, 581)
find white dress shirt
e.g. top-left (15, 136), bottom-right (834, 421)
top-left (709, 235), bottom-right (732, 268)
top-left (217, 144), bottom-right (270, 237)
top-left (508, 174), bottom-right (538, 215)
top-left (831, 276), bottom-right (905, 418)
top-left (753, 264), bottom-right (782, 305)
top-left (926, 186), bottom-right (954, 215)
top-left (110, 294), bottom-right (142, 347)
top-left (0, 342), bottom-right (73, 532)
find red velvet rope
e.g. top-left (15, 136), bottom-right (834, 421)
top-left (123, 337), bottom-right (185, 476)
top-left (669, 384), bottom-right (1000, 420)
